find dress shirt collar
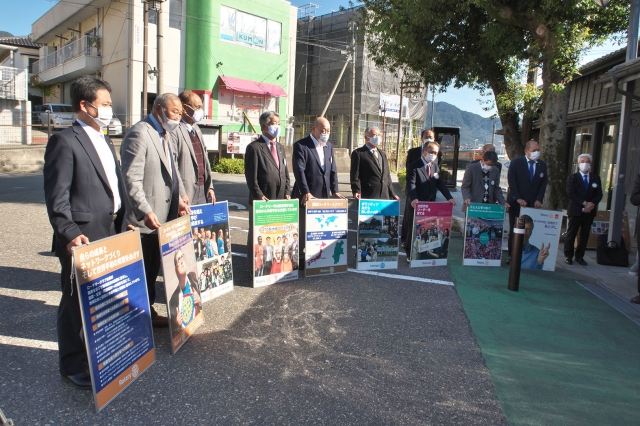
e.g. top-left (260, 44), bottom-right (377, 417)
top-left (262, 134), bottom-right (275, 143)
top-left (310, 133), bottom-right (325, 148)
top-left (76, 119), bottom-right (104, 139)
top-left (365, 143), bottom-right (377, 152)
top-left (148, 113), bottom-right (164, 135)
top-left (421, 156), bottom-right (430, 168)
top-left (182, 119), bottom-right (194, 133)
top-left (580, 171), bottom-right (589, 179)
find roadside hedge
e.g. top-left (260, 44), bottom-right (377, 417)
top-left (212, 158), bottom-right (245, 174)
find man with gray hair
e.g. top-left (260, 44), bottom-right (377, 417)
top-left (121, 93), bottom-right (190, 326)
top-left (244, 111), bottom-right (291, 276)
top-left (564, 153), bottom-right (602, 265)
top-left (350, 126), bottom-right (399, 200)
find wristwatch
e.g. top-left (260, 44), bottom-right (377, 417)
top-left (582, 201), bottom-right (587, 207)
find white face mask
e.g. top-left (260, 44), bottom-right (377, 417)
top-left (87, 102), bottom-right (112, 129)
top-left (578, 162), bottom-right (591, 173)
top-left (425, 153), bottom-right (437, 163)
top-left (161, 108), bottom-right (180, 132)
top-left (267, 125), bottom-right (280, 139)
top-left (528, 151), bottom-right (540, 161)
top-left (188, 108), bottom-right (204, 123)
top-left (318, 133), bottom-right (330, 144)
top-left (423, 138), bottom-right (434, 144)
top-left (482, 163), bottom-right (492, 172)
top-left (369, 136), bottom-right (380, 146)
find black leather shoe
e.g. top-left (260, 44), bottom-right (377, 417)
top-left (150, 306), bottom-right (169, 328)
top-left (61, 370), bottom-right (92, 390)
top-left (630, 295), bottom-right (640, 304)
top-left (565, 257), bottom-right (573, 265)
top-left (576, 258), bottom-right (588, 266)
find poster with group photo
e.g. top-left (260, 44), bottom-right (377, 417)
top-left (410, 202), bottom-right (453, 267)
top-left (158, 215), bottom-right (204, 354)
top-left (305, 199), bottom-right (348, 276)
top-left (190, 201), bottom-right (234, 303)
top-left (463, 203), bottom-right (505, 266)
top-left (252, 200), bottom-right (299, 287)
top-left (520, 208), bottom-right (562, 271)
top-left (73, 230), bottom-right (155, 412)
top-left (357, 199), bottom-right (400, 270)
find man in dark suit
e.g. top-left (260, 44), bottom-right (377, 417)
top-left (405, 129), bottom-right (435, 182)
top-left (630, 174), bottom-right (640, 304)
top-left (461, 151), bottom-right (506, 206)
top-left (292, 116), bottom-right (345, 268)
top-left (121, 93), bottom-right (190, 327)
top-left (244, 111), bottom-right (291, 274)
top-left (44, 76), bottom-right (127, 390)
top-left (506, 140), bottom-right (548, 263)
top-left (402, 141), bottom-right (457, 258)
top-left (564, 154), bottom-right (603, 266)
top-left (471, 143), bottom-right (503, 175)
top-left (169, 90), bottom-right (215, 206)
top-left (350, 126), bottom-right (400, 201)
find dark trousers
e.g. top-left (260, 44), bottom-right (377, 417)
top-left (507, 203), bottom-right (522, 257)
top-left (299, 206), bottom-right (307, 269)
top-left (637, 232), bottom-right (640, 293)
top-left (140, 233), bottom-right (161, 305)
top-left (191, 185), bottom-right (207, 205)
top-left (57, 252), bottom-right (86, 376)
top-left (402, 201), bottom-right (416, 255)
top-left (564, 214), bottom-right (595, 260)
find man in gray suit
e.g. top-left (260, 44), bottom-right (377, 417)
top-left (121, 93), bottom-right (190, 327)
top-left (168, 90), bottom-right (215, 206)
top-left (461, 151), bottom-right (507, 206)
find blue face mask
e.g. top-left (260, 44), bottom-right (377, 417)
top-left (267, 125), bottom-right (280, 139)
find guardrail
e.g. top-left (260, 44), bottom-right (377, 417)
top-left (33, 36), bottom-right (101, 74)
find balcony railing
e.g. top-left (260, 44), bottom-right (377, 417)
top-left (0, 66), bottom-right (28, 100)
top-left (33, 36), bottom-right (101, 74)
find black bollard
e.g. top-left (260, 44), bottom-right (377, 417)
top-left (508, 216), bottom-right (525, 292)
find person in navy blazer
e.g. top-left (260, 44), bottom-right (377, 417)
top-left (506, 140), bottom-right (548, 262)
top-left (564, 154), bottom-right (603, 265)
top-left (402, 141), bottom-right (457, 258)
top-left (44, 76), bottom-right (128, 390)
top-left (292, 117), bottom-right (345, 268)
top-left (350, 126), bottom-right (399, 200)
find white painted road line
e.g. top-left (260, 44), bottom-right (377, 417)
top-left (0, 335), bottom-right (57, 351)
top-left (229, 215), bottom-right (249, 221)
top-left (347, 268), bottom-right (454, 286)
top-left (232, 252), bottom-right (248, 258)
top-left (230, 227), bottom-right (249, 233)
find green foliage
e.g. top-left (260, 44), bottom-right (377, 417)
top-left (397, 169), bottom-right (406, 192)
top-left (212, 158), bottom-right (245, 174)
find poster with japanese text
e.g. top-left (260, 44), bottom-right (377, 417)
top-left (252, 200), bottom-right (299, 287)
top-left (73, 230), bottom-right (155, 412)
top-left (520, 208), bottom-right (563, 271)
top-left (463, 203), bottom-right (505, 266)
top-left (356, 199), bottom-right (400, 270)
top-left (410, 202), bottom-right (453, 267)
top-left (189, 201), bottom-right (234, 303)
top-left (305, 199), bottom-right (348, 276)
top-left (158, 215), bottom-right (204, 354)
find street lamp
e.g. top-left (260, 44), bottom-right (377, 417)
top-left (592, 0), bottom-right (611, 8)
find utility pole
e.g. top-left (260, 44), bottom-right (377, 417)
top-left (156, 0), bottom-right (164, 94)
top-left (430, 86), bottom-right (435, 129)
top-left (381, 101), bottom-right (387, 151)
top-left (349, 21), bottom-right (357, 152)
top-left (142, 1), bottom-right (149, 115)
top-left (491, 123), bottom-right (496, 145)
top-left (395, 78), bottom-right (422, 169)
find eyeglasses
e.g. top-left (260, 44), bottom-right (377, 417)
top-left (186, 104), bottom-right (203, 111)
top-left (176, 254), bottom-right (185, 263)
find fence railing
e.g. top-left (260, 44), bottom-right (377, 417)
top-left (0, 66), bottom-right (28, 101)
top-left (33, 36), bottom-right (101, 74)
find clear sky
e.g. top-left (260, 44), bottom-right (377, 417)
top-left (2, 0), bottom-right (626, 118)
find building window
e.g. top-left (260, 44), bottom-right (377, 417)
top-left (169, 0), bottom-right (182, 29)
top-left (220, 6), bottom-right (281, 54)
top-left (28, 57), bottom-right (38, 74)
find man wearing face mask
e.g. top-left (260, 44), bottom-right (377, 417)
top-left (244, 111), bottom-right (291, 275)
top-left (506, 139), bottom-right (548, 264)
top-left (121, 93), bottom-right (190, 326)
top-left (402, 141), bottom-right (457, 259)
top-left (292, 116), bottom-right (344, 269)
top-left (564, 154), bottom-right (602, 266)
top-left (461, 150), bottom-right (506, 207)
top-left (350, 126), bottom-right (399, 201)
top-left (406, 129), bottom-right (436, 180)
top-left (168, 90), bottom-right (215, 206)
top-left (471, 143), bottom-right (503, 175)
top-left (44, 76), bottom-right (128, 390)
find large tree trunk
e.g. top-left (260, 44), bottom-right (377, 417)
top-left (539, 59), bottom-right (570, 210)
top-left (488, 76), bottom-right (523, 160)
top-left (520, 61), bottom-right (538, 146)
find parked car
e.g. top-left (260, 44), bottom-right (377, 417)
top-left (105, 114), bottom-right (123, 136)
top-left (38, 104), bottom-right (76, 130)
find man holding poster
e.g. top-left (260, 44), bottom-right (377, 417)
top-left (44, 76), bottom-right (127, 390)
top-left (350, 126), bottom-right (399, 201)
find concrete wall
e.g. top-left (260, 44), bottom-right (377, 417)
top-left (0, 99), bottom-right (32, 145)
top-left (0, 146), bottom-right (45, 173)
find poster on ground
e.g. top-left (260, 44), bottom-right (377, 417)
top-left (585, 210), bottom-right (631, 250)
top-left (158, 215), bottom-right (204, 354)
top-left (520, 208), bottom-right (563, 271)
top-left (356, 199), bottom-right (400, 270)
top-left (189, 201), bottom-right (234, 303)
top-left (463, 203), bottom-right (505, 266)
top-left (305, 199), bottom-right (348, 276)
top-left (73, 230), bottom-right (155, 412)
top-left (252, 200), bottom-right (299, 287)
top-left (410, 202), bottom-right (453, 267)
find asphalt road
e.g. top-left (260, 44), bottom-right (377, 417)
top-left (0, 172), bottom-right (506, 425)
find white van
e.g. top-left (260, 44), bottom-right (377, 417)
top-left (38, 104), bottom-right (76, 130)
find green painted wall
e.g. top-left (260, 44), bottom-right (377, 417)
top-left (185, 0), bottom-right (292, 132)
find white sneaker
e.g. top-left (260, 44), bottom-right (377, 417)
top-left (629, 263), bottom-right (638, 276)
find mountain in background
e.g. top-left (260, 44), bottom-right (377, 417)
top-left (0, 31), bottom-right (14, 38)
top-left (424, 101), bottom-right (503, 148)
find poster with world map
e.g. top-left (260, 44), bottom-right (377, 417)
top-left (305, 199), bottom-right (349, 277)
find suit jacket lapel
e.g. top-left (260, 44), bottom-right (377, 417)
top-left (259, 138), bottom-right (279, 168)
top-left (180, 123), bottom-right (197, 166)
top-left (366, 148), bottom-right (382, 173)
top-left (146, 122), bottom-right (171, 174)
top-left (308, 138), bottom-right (322, 170)
top-left (323, 144), bottom-right (330, 174)
top-left (73, 124), bottom-right (110, 192)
